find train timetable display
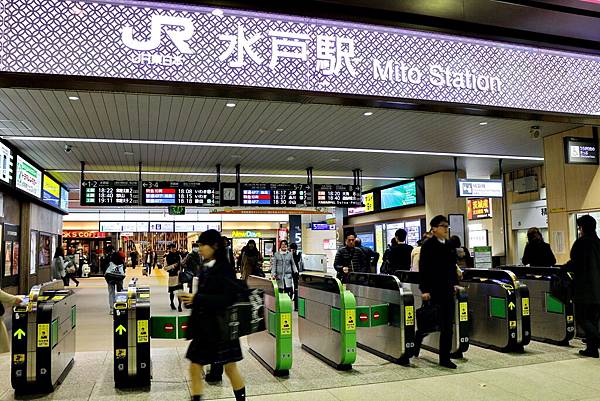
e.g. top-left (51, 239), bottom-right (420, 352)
top-left (314, 184), bottom-right (362, 207)
top-left (241, 183), bottom-right (311, 207)
top-left (80, 180), bottom-right (139, 206)
top-left (141, 181), bottom-right (219, 206)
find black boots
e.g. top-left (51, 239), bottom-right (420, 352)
top-left (233, 387), bottom-right (246, 401)
top-left (191, 396), bottom-right (203, 401)
top-left (579, 348), bottom-right (599, 358)
top-left (439, 359), bottom-right (457, 369)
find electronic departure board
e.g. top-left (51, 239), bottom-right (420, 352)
top-left (81, 180), bottom-right (140, 206)
top-left (141, 181), bottom-right (219, 206)
top-left (241, 183), bottom-right (312, 207)
top-left (314, 184), bottom-right (362, 207)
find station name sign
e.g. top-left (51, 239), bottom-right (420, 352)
top-left (2, 0), bottom-right (600, 114)
top-left (458, 179), bottom-right (504, 198)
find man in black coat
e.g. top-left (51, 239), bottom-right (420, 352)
top-left (334, 231), bottom-right (368, 283)
top-left (413, 215), bottom-right (460, 369)
top-left (567, 214), bottom-right (600, 358)
top-left (385, 228), bottom-right (414, 272)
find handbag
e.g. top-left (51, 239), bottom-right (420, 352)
top-left (218, 280), bottom-right (266, 341)
top-left (104, 262), bottom-right (125, 283)
top-left (179, 269), bottom-right (194, 284)
top-left (67, 264), bottom-right (76, 274)
top-left (550, 273), bottom-right (573, 304)
top-left (416, 301), bottom-right (441, 334)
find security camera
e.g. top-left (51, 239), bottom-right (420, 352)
top-left (64, 144), bottom-right (73, 153)
top-left (529, 126), bottom-right (541, 140)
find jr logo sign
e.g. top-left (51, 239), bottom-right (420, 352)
top-left (122, 15), bottom-right (195, 54)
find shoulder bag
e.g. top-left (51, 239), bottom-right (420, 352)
top-left (104, 262), bottom-right (125, 283)
top-left (217, 278), bottom-right (266, 342)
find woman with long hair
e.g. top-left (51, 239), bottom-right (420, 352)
top-left (52, 246), bottom-right (68, 281)
top-left (178, 229), bottom-right (246, 401)
top-left (522, 227), bottom-right (556, 267)
top-left (238, 239), bottom-right (264, 280)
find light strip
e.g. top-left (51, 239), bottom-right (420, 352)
top-left (48, 169), bottom-right (407, 181)
top-left (2, 136), bottom-right (544, 161)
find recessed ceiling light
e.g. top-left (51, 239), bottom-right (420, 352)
top-left (479, 122), bottom-right (488, 125)
top-left (276, 128), bottom-right (284, 132)
top-left (330, 158), bottom-right (341, 162)
top-left (231, 154), bottom-right (241, 159)
top-left (68, 96), bottom-right (79, 101)
top-left (226, 102), bottom-right (236, 108)
top-left (363, 112), bottom-right (373, 116)
top-left (211, 8), bottom-right (224, 16)
top-left (124, 151), bottom-right (134, 156)
top-left (286, 156), bottom-right (295, 161)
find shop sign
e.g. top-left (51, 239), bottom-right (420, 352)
top-left (468, 198), bottom-right (492, 220)
top-left (0, 143), bottom-right (13, 184)
top-left (231, 230), bottom-right (262, 238)
top-left (63, 231), bottom-right (107, 239)
top-left (15, 156), bottom-right (41, 198)
top-left (4, 1), bottom-right (600, 115)
top-left (458, 179), bottom-right (503, 198)
top-left (42, 174), bottom-right (61, 208)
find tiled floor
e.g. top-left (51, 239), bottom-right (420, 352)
top-left (1, 271), bottom-right (599, 400)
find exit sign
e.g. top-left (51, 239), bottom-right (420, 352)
top-left (168, 206), bottom-right (186, 216)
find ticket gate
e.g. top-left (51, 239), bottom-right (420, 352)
top-left (247, 276), bottom-right (293, 376)
top-left (394, 271), bottom-right (470, 358)
top-left (460, 268), bottom-right (531, 352)
top-left (346, 272), bottom-right (415, 365)
top-left (11, 281), bottom-right (76, 394)
top-left (499, 266), bottom-right (575, 345)
top-left (298, 273), bottom-right (357, 370)
top-left (113, 278), bottom-right (151, 388)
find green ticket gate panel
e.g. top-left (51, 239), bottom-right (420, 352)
top-left (113, 279), bottom-right (151, 388)
top-left (460, 268), bottom-right (531, 352)
top-left (395, 271), bottom-right (470, 358)
top-left (247, 276), bottom-right (293, 376)
top-left (499, 266), bottom-right (575, 345)
top-left (298, 273), bottom-right (356, 370)
top-left (11, 281), bottom-right (76, 395)
top-left (346, 272), bottom-right (414, 365)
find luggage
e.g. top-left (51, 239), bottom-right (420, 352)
top-left (416, 302), bottom-right (441, 334)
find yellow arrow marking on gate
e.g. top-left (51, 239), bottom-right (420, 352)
top-left (508, 302), bottom-right (516, 311)
top-left (14, 329), bottom-right (26, 340)
top-left (115, 325), bottom-right (127, 335)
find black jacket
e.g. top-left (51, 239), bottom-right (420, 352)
top-left (187, 260), bottom-right (239, 341)
top-left (567, 234), bottom-right (600, 304)
top-left (419, 238), bottom-right (458, 298)
top-left (165, 251), bottom-right (181, 277)
top-left (334, 246), bottom-right (368, 281)
top-left (522, 241), bottom-right (556, 267)
top-left (182, 252), bottom-right (202, 276)
top-left (383, 243), bottom-right (414, 271)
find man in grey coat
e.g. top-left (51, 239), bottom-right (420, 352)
top-left (271, 240), bottom-right (297, 300)
top-left (567, 214), bottom-right (600, 358)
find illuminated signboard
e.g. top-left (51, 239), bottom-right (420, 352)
top-left (314, 184), bottom-right (362, 207)
top-left (142, 181), bottom-right (219, 206)
top-left (348, 192), bottom-right (375, 215)
top-left (458, 179), bottom-right (503, 198)
top-left (468, 198), bottom-right (493, 220)
top-left (100, 222), bottom-right (149, 232)
top-left (174, 222), bottom-right (222, 232)
top-left (0, 143), bottom-right (13, 184)
top-left (5, 1), bottom-right (600, 115)
top-left (150, 222), bottom-right (174, 233)
top-left (81, 180), bottom-right (140, 206)
top-left (381, 181), bottom-right (417, 209)
top-left (63, 231), bottom-right (108, 239)
top-left (564, 137), bottom-right (599, 165)
top-left (15, 155), bottom-right (41, 198)
top-left (241, 183), bottom-right (311, 207)
top-left (60, 187), bottom-right (69, 211)
top-left (42, 174), bottom-right (60, 208)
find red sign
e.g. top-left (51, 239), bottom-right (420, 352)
top-left (164, 323), bottom-right (174, 333)
top-left (63, 230), bottom-right (107, 239)
top-left (467, 198), bottom-right (492, 220)
top-left (180, 322), bottom-right (188, 332)
top-left (359, 313), bottom-right (369, 322)
top-left (373, 312), bottom-right (380, 320)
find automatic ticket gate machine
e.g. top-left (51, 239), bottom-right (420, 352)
top-left (499, 266), bottom-right (575, 345)
top-left (345, 272), bottom-right (415, 365)
top-left (460, 268), bottom-right (531, 352)
top-left (247, 275), bottom-right (293, 376)
top-left (298, 273), bottom-right (357, 370)
top-left (113, 278), bottom-right (151, 388)
top-left (11, 281), bottom-right (76, 394)
top-left (394, 271), bottom-right (470, 358)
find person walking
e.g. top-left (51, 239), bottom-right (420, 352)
top-left (566, 215), bottom-right (600, 358)
top-left (143, 247), bottom-right (156, 276)
top-left (238, 240), bottom-right (264, 280)
top-left (182, 243), bottom-right (202, 293)
top-left (413, 215), bottom-right (461, 369)
top-left (334, 232), bottom-right (368, 283)
top-left (130, 248), bottom-right (139, 269)
top-left (450, 235), bottom-right (473, 269)
top-left (271, 240), bottom-right (297, 300)
top-left (165, 243), bottom-right (183, 312)
top-left (522, 227), bottom-right (556, 267)
top-left (385, 229), bottom-right (414, 273)
top-left (289, 243), bottom-right (303, 311)
top-left (63, 248), bottom-right (80, 287)
top-left (410, 232), bottom-right (433, 272)
top-left (222, 236), bottom-right (235, 269)
top-left (354, 238), bottom-right (379, 273)
top-left (52, 246), bottom-right (68, 282)
top-left (105, 251), bottom-right (125, 315)
top-left (1, 289), bottom-right (22, 354)
top-left (178, 229), bottom-right (247, 401)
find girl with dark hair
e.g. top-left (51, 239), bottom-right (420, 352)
top-left (178, 229), bottom-right (246, 401)
top-left (52, 246), bottom-right (68, 281)
top-left (238, 239), bottom-right (264, 280)
top-left (522, 227), bottom-right (556, 267)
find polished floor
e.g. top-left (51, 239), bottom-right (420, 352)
top-left (1, 269), bottom-right (599, 400)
